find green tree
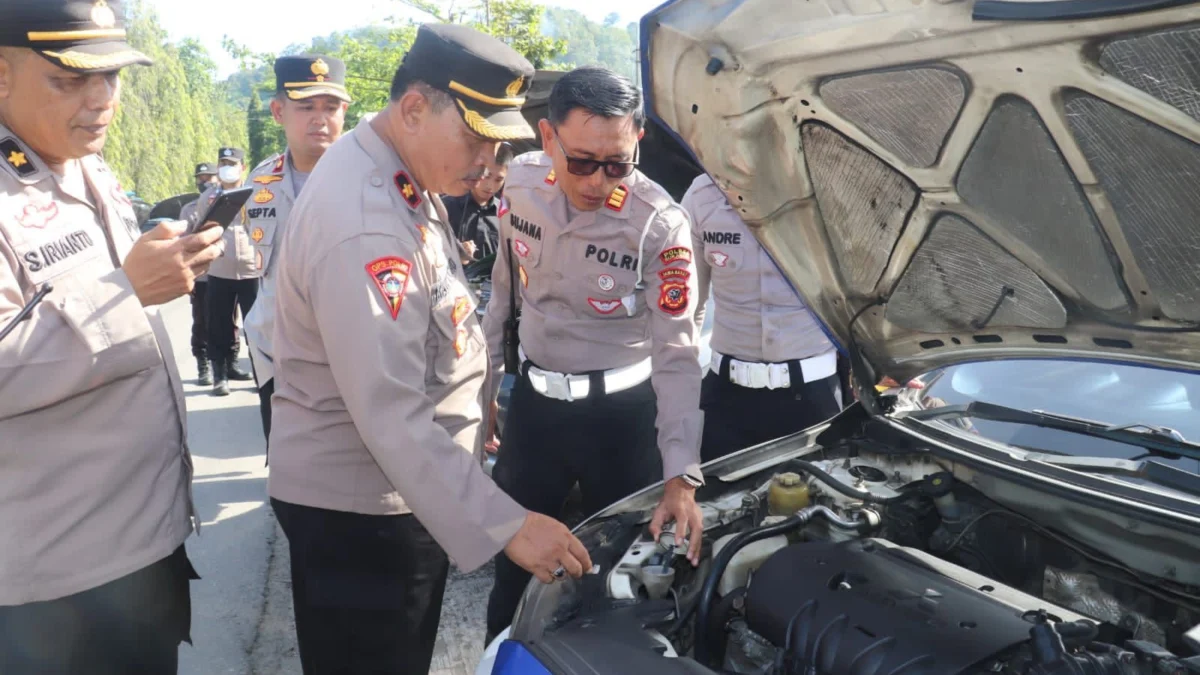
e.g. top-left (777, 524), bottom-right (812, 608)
top-left (395, 0), bottom-right (566, 68)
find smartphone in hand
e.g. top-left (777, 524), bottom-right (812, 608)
top-left (189, 187), bottom-right (254, 234)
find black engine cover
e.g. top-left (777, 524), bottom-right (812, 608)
top-left (744, 539), bottom-right (1049, 675)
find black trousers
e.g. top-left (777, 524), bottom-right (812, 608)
top-left (700, 357), bottom-right (843, 463)
top-left (258, 377), bottom-right (273, 462)
top-left (485, 371), bottom-right (662, 638)
top-left (271, 499), bottom-right (450, 675)
top-left (0, 545), bottom-right (198, 675)
top-left (189, 280), bottom-right (208, 359)
top-left (206, 276), bottom-right (258, 361)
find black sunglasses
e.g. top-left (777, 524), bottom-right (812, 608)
top-left (554, 135), bottom-right (639, 179)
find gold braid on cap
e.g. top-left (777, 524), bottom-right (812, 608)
top-left (41, 49), bottom-right (141, 70)
top-left (455, 100), bottom-right (531, 141)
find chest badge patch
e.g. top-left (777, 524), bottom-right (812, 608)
top-left (253, 189), bottom-right (274, 205)
top-left (454, 325), bottom-right (469, 358)
top-left (514, 240), bottom-right (530, 258)
top-left (658, 281), bottom-right (690, 316)
top-left (660, 246), bottom-right (692, 267)
top-left (254, 174), bottom-right (284, 185)
top-left (366, 256), bottom-right (413, 320)
top-left (19, 201), bottom-right (59, 229)
top-left (394, 171), bottom-right (422, 210)
top-left (588, 298), bottom-right (622, 314)
top-left (251, 227), bottom-right (265, 243)
top-left (710, 251), bottom-right (729, 267)
top-left (598, 274), bottom-right (615, 291)
top-left (452, 296), bottom-right (473, 326)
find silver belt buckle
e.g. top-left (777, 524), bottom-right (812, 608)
top-left (544, 372), bottom-right (574, 401)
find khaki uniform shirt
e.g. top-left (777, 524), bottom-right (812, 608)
top-left (268, 122), bottom-right (525, 572)
top-left (243, 153), bottom-right (299, 385)
top-left (481, 152), bottom-right (703, 482)
top-left (683, 174), bottom-right (834, 363)
top-left (200, 183), bottom-right (259, 280)
top-left (0, 124), bottom-right (195, 605)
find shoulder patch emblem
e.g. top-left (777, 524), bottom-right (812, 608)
top-left (658, 281), bottom-right (689, 315)
top-left (544, 169), bottom-right (557, 186)
top-left (394, 171), bottom-right (422, 210)
top-left (659, 267), bottom-right (690, 282)
top-left (253, 189), bottom-right (275, 205)
top-left (518, 264), bottom-right (528, 288)
top-left (660, 246), bottom-right (692, 267)
top-left (2, 138), bottom-right (36, 178)
top-left (254, 174), bottom-right (284, 185)
top-left (366, 256), bottom-right (413, 320)
top-left (452, 296), bottom-right (472, 326)
top-left (605, 184), bottom-right (628, 212)
top-left (588, 298), bottom-right (622, 314)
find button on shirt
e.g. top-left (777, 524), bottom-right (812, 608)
top-left (243, 152), bottom-right (301, 385)
top-left (482, 152), bottom-right (704, 482)
top-left (682, 173), bottom-right (834, 363)
top-left (0, 123), bottom-right (195, 605)
top-left (268, 122), bottom-right (525, 572)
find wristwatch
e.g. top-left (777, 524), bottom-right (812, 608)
top-left (676, 473), bottom-right (704, 489)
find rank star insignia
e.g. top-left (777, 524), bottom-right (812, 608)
top-left (452, 296), bottom-right (472, 326)
top-left (254, 189), bottom-right (274, 204)
top-left (8, 151), bottom-right (27, 168)
top-left (606, 184), bottom-right (628, 212)
top-left (253, 175), bottom-right (284, 185)
top-left (1, 138), bottom-right (35, 177)
top-left (92, 0), bottom-right (117, 28)
top-left (658, 281), bottom-right (689, 315)
top-left (394, 171), bottom-right (422, 209)
top-left (366, 256), bottom-right (413, 320)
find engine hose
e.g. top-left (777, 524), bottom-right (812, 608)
top-left (693, 506), bottom-right (877, 667)
top-left (778, 458), bottom-right (914, 504)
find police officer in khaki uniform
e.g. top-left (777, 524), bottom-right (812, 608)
top-left (268, 24), bottom-right (592, 673)
top-left (0, 2), bottom-right (223, 670)
top-left (182, 161), bottom-right (219, 385)
top-left (482, 66), bottom-right (706, 641)
top-left (244, 54), bottom-right (351, 443)
top-left (201, 146), bottom-right (256, 395)
top-left (683, 173), bottom-right (842, 462)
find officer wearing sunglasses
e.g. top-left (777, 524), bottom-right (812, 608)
top-left (480, 66), bottom-right (706, 642)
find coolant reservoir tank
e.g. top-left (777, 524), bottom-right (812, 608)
top-left (768, 472), bottom-right (810, 515)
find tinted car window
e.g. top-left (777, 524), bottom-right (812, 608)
top-left (918, 360), bottom-right (1200, 474)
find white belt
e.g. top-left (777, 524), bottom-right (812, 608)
top-left (712, 350), bottom-right (838, 390)
top-left (520, 346), bottom-right (652, 402)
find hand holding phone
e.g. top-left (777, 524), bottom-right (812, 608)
top-left (189, 187), bottom-right (254, 234)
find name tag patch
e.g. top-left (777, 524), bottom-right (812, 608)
top-left (703, 231), bottom-right (741, 245)
top-left (21, 229), bottom-right (99, 275)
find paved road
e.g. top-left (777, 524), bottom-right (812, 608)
top-left (160, 296), bottom-right (489, 675)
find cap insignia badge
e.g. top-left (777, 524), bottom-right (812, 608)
top-left (92, 0), bottom-right (117, 29)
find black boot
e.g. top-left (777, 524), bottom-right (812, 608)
top-left (227, 358), bottom-right (253, 382)
top-left (197, 357), bottom-right (213, 386)
top-left (212, 358), bottom-right (230, 397)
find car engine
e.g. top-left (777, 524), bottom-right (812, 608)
top-left (588, 450), bottom-right (1200, 675)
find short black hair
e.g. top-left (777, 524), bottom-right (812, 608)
top-left (389, 66), bottom-right (453, 111)
top-left (548, 66), bottom-right (644, 129)
top-left (495, 142), bottom-right (516, 165)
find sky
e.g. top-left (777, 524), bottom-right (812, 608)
top-left (147, 0), bottom-right (664, 78)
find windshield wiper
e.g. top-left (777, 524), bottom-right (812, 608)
top-left (1018, 454), bottom-right (1200, 497)
top-left (901, 401), bottom-right (1200, 462)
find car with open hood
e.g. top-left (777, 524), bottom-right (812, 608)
top-left (478, 2), bottom-right (1200, 674)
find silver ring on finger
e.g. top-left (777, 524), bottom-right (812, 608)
top-left (551, 564), bottom-right (566, 580)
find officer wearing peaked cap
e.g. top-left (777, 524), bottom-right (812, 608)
top-left (268, 24), bottom-right (591, 673)
top-left (244, 53), bottom-right (351, 447)
top-left (0, 1), bottom-right (224, 671)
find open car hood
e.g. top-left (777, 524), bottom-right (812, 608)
top-left (641, 0), bottom-right (1200, 384)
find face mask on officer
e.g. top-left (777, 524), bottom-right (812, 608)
top-left (196, 177), bottom-right (216, 193)
top-left (218, 165), bottom-right (241, 184)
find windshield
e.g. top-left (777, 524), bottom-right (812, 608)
top-left (914, 360), bottom-right (1200, 475)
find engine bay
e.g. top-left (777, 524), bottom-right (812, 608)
top-left (526, 441), bottom-right (1200, 675)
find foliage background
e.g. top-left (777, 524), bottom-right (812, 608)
top-left (106, 0), bottom-right (642, 202)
